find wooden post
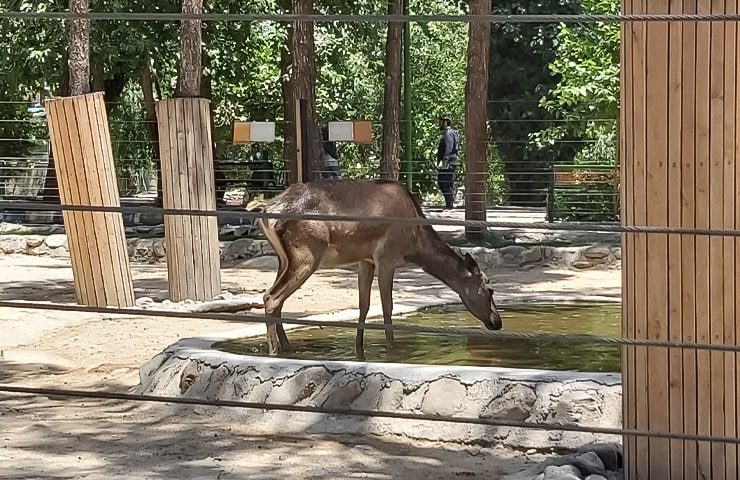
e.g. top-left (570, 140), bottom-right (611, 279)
top-left (621, 0), bottom-right (739, 478)
top-left (45, 92), bottom-right (135, 307)
top-left (156, 97), bottom-right (221, 302)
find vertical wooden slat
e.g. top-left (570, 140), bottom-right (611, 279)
top-left (620, 0), bottom-right (636, 472)
top-left (44, 93), bottom-right (134, 307)
top-left (157, 97), bottom-right (221, 302)
top-left (632, 1), bottom-right (650, 475)
top-left (696, 2), bottom-right (714, 477)
top-left (723, 2), bottom-right (738, 478)
top-left (644, 1), bottom-right (671, 476)
top-left (709, 1), bottom-right (727, 477)
top-left (681, 2), bottom-right (699, 477)
top-left (667, 0), bottom-right (684, 476)
top-left (735, 5), bottom-right (740, 473)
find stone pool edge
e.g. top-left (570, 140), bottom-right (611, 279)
top-left (135, 294), bottom-right (623, 450)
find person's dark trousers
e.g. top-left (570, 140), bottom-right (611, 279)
top-left (437, 165), bottom-right (456, 209)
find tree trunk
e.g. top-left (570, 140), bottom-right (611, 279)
top-left (464, 0), bottom-right (491, 243)
top-left (279, 0), bottom-right (319, 183)
top-left (380, 0), bottom-right (403, 181)
top-left (175, 0), bottom-right (202, 98)
top-left (279, 0), bottom-right (297, 184)
top-left (140, 63), bottom-right (162, 203)
top-left (68, 0), bottom-right (90, 96)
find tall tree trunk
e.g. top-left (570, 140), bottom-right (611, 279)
top-left (281, 0), bottom-right (323, 183)
top-left (140, 63), bottom-right (162, 203)
top-left (279, 0), bottom-right (297, 184)
top-left (380, 0), bottom-right (403, 181)
top-left (464, 0), bottom-right (491, 243)
top-left (176, 0), bottom-right (202, 98)
top-left (68, 0), bottom-right (90, 96)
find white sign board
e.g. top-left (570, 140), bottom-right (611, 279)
top-left (328, 121), bottom-right (354, 142)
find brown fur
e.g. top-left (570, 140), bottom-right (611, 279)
top-left (247, 179), bottom-right (502, 355)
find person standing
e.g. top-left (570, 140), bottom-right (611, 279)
top-left (436, 116), bottom-right (460, 209)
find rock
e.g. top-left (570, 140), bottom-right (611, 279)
top-left (420, 378), bottom-right (466, 416)
top-left (242, 255), bottom-right (278, 270)
top-left (612, 248), bottom-right (621, 260)
top-left (500, 245), bottom-right (525, 260)
top-left (583, 246), bottom-right (611, 259)
top-left (576, 443), bottom-right (623, 471)
top-left (0, 237), bottom-right (26, 254)
top-left (150, 225), bottom-right (165, 236)
top-left (153, 240), bottom-right (166, 258)
top-left (584, 476), bottom-right (607, 480)
top-left (44, 234), bottom-right (68, 249)
top-left (481, 384), bottom-right (536, 421)
top-left (226, 238), bottom-right (254, 258)
top-left (605, 471), bottom-right (623, 480)
top-left (572, 260), bottom-right (593, 269)
top-left (136, 297), bottom-right (155, 306)
top-left (543, 465), bottom-right (582, 480)
top-left (520, 247), bottom-right (543, 264)
top-left (571, 452), bottom-right (606, 476)
top-left (25, 236), bottom-right (44, 248)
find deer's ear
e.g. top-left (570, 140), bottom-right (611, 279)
top-left (464, 253), bottom-right (480, 276)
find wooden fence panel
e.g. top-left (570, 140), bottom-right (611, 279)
top-left (45, 92), bottom-right (135, 307)
top-left (621, 1), bottom-right (740, 477)
top-left (156, 97), bottom-right (221, 302)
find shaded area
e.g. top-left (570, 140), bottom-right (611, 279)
top-left (216, 303), bottom-right (622, 372)
top-left (0, 391), bottom-right (535, 480)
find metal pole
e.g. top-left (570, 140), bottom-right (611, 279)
top-left (403, 0), bottom-right (413, 192)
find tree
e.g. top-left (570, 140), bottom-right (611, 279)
top-left (68, 0), bottom-right (90, 96)
top-left (380, 0), bottom-right (403, 181)
top-left (464, 0), bottom-right (490, 242)
top-left (488, 0), bottom-right (579, 206)
top-left (175, 0), bottom-right (203, 97)
top-left (280, 0), bottom-right (320, 183)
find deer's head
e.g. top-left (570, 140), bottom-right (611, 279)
top-left (461, 253), bottom-right (502, 330)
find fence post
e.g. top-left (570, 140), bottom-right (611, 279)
top-left (45, 92), bottom-right (135, 307)
top-left (621, 2), bottom-right (739, 478)
top-left (156, 97), bottom-right (221, 302)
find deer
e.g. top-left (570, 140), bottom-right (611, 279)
top-left (246, 179), bottom-right (502, 356)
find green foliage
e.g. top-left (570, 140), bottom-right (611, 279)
top-left (535, 0), bottom-right (620, 221)
top-left (488, 0), bottom-right (580, 207)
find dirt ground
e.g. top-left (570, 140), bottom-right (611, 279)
top-left (0, 254), bottom-right (620, 479)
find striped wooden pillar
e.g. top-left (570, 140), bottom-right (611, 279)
top-left (621, 0), bottom-right (740, 478)
top-left (156, 98), bottom-right (221, 302)
top-left (45, 92), bottom-right (135, 307)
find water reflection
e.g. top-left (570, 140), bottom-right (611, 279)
top-left (215, 303), bottom-right (622, 373)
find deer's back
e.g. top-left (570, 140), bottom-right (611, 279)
top-left (263, 180), bottom-right (434, 265)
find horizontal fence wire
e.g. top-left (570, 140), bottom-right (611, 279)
top-left (2, 11), bottom-right (740, 24)
top-left (0, 200), bottom-right (736, 237)
top-left (2, 300), bottom-right (740, 353)
top-left (1, 384), bottom-right (740, 444)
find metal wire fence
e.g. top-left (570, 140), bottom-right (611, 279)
top-left (2, 8), bottom-right (740, 460)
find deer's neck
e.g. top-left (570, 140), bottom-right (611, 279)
top-left (406, 230), bottom-right (473, 297)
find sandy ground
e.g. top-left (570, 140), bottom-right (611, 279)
top-left (0, 254), bottom-right (620, 479)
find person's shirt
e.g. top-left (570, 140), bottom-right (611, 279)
top-left (436, 127), bottom-right (460, 163)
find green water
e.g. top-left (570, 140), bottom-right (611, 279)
top-left (215, 303), bottom-right (622, 373)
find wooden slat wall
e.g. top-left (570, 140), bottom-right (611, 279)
top-left (621, 1), bottom-right (740, 477)
top-left (156, 98), bottom-right (221, 302)
top-left (45, 92), bottom-right (135, 307)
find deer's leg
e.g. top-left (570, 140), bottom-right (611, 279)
top-left (376, 262), bottom-right (396, 347)
top-left (263, 245), bottom-right (321, 355)
top-left (355, 260), bottom-right (375, 358)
